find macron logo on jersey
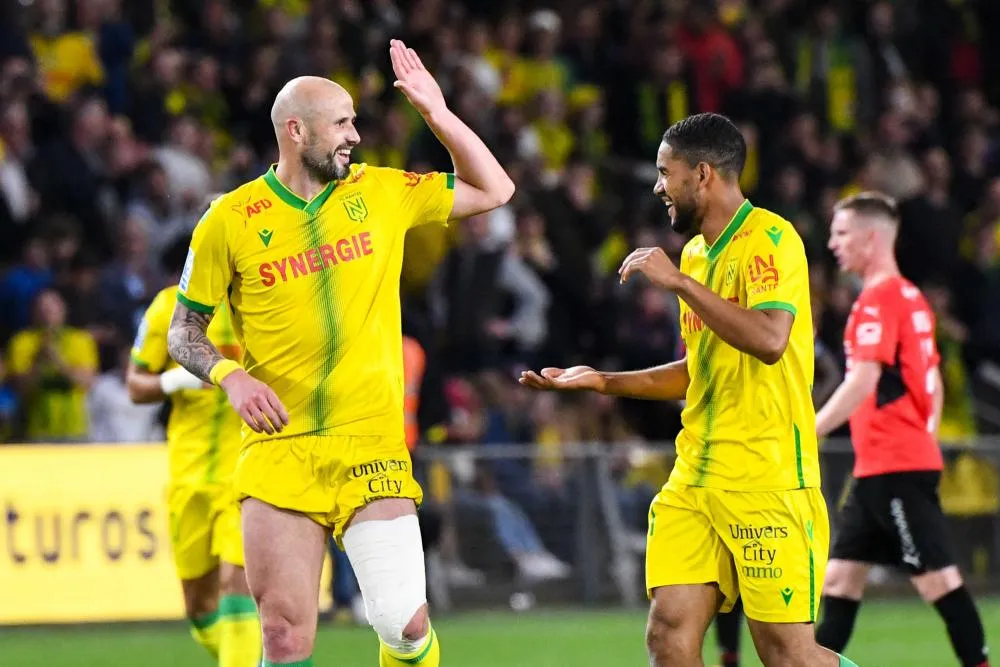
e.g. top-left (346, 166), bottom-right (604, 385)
top-left (179, 249), bottom-right (195, 292)
top-left (258, 231), bottom-right (374, 287)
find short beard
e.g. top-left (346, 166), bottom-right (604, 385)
top-left (669, 205), bottom-right (698, 235)
top-left (301, 147), bottom-right (348, 183)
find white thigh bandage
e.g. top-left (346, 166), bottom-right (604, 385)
top-left (342, 515), bottom-right (428, 653)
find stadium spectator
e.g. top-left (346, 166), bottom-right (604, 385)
top-left (6, 288), bottom-right (97, 442)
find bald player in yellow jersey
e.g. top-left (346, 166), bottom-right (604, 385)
top-left (127, 239), bottom-right (261, 667)
top-left (165, 40), bottom-right (514, 667)
top-left (521, 113), bottom-right (860, 667)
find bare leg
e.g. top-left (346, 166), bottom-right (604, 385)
top-left (242, 498), bottom-right (327, 663)
top-left (646, 584), bottom-right (722, 667)
top-left (747, 619), bottom-right (840, 667)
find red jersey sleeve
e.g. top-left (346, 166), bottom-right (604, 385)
top-left (850, 291), bottom-right (900, 366)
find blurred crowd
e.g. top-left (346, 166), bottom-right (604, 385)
top-left (3, 0), bottom-right (1000, 584)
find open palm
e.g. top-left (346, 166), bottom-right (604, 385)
top-left (389, 39), bottom-right (446, 116)
top-left (519, 366), bottom-right (606, 393)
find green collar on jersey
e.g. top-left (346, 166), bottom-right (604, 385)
top-left (705, 199), bottom-right (753, 262)
top-left (263, 165), bottom-right (337, 215)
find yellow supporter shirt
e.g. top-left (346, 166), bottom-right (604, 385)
top-left (131, 286), bottom-right (243, 486)
top-left (671, 201), bottom-right (820, 492)
top-left (7, 327), bottom-right (98, 440)
top-left (29, 32), bottom-right (104, 103)
top-left (177, 163), bottom-right (455, 447)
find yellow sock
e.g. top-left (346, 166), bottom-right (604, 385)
top-left (379, 627), bottom-right (439, 667)
top-left (219, 595), bottom-right (262, 667)
top-left (190, 610), bottom-right (221, 659)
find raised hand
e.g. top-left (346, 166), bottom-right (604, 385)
top-left (389, 39), bottom-right (446, 117)
top-left (220, 369), bottom-right (289, 435)
top-left (518, 366), bottom-right (606, 393)
top-left (618, 246), bottom-right (682, 289)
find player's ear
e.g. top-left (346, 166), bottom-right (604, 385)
top-left (287, 118), bottom-right (304, 143)
top-left (696, 162), bottom-right (711, 187)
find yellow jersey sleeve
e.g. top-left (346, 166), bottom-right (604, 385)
top-left (178, 202), bottom-right (233, 314)
top-left (6, 331), bottom-right (36, 375)
top-left (743, 222), bottom-right (807, 317)
top-left (131, 289), bottom-right (174, 372)
top-left (372, 167), bottom-right (456, 228)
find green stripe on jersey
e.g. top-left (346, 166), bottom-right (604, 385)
top-left (177, 292), bottom-right (214, 314)
top-left (793, 423), bottom-right (804, 489)
top-left (301, 210), bottom-right (340, 431)
top-left (693, 260), bottom-right (722, 486)
top-left (263, 165), bottom-right (337, 213)
top-left (752, 300), bottom-right (797, 316)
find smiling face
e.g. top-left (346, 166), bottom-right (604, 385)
top-left (301, 108), bottom-right (359, 182)
top-left (283, 83), bottom-right (361, 184)
top-left (653, 141), bottom-right (702, 235)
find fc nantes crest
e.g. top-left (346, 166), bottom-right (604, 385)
top-left (343, 193), bottom-right (368, 222)
top-left (725, 257), bottom-right (739, 287)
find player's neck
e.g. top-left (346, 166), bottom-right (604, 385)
top-left (273, 160), bottom-right (332, 202)
top-left (700, 190), bottom-right (748, 246)
top-left (861, 254), bottom-right (900, 288)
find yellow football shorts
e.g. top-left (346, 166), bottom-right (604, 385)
top-left (167, 483), bottom-right (244, 581)
top-left (645, 484), bottom-right (830, 623)
top-left (235, 434), bottom-right (423, 543)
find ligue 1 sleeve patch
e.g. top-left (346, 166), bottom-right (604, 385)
top-left (179, 248), bottom-right (195, 292)
top-left (132, 317), bottom-right (149, 351)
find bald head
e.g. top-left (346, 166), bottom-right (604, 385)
top-left (270, 76), bottom-right (352, 129)
top-left (271, 76), bottom-right (360, 183)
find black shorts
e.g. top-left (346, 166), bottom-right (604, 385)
top-left (830, 470), bottom-right (954, 575)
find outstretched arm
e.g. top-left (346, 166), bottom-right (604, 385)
top-left (389, 39), bottom-right (514, 219)
top-left (601, 359), bottom-right (691, 401)
top-left (520, 358), bottom-right (690, 402)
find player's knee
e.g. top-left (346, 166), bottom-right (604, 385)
top-left (912, 566), bottom-right (962, 602)
top-left (644, 605), bottom-right (698, 664)
top-left (822, 559), bottom-right (867, 599)
top-left (402, 604), bottom-right (430, 641)
top-left (750, 623), bottom-right (821, 667)
top-left (258, 605), bottom-right (313, 659)
top-left (367, 595), bottom-right (428, 646)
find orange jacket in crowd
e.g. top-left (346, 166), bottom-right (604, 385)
top-left (402, 335), bottom-right (426, 450)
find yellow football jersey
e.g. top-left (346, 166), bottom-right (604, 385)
top-left (131, 286), bottom-right (243, 486)
top-left (7, 327), bottom-right (98, 440)
top-left (177, 163), bottom-right (455, 446)
top-left (671, 201), bottom-right (820, 492)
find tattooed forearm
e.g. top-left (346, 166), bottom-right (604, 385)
top-left (167, 305), bottom-right (224, 383)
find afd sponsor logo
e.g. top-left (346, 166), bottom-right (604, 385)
top-left (258, 232), bottom-right (374, 287)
